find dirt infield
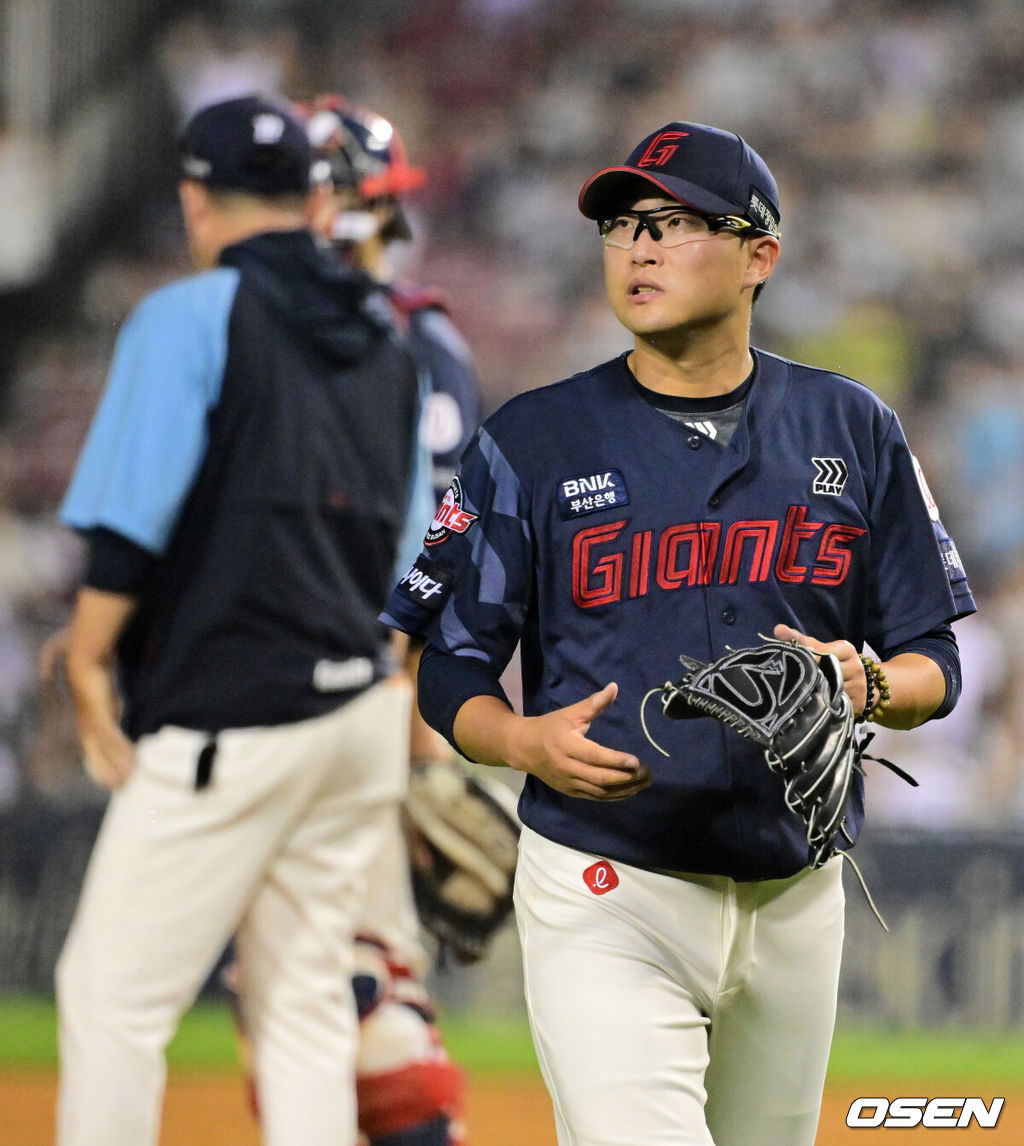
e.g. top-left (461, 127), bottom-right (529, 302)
top-left (2, 1069), bottom-right (1019, 1144)
top-left (0, 1069), bottom-right (556, 1146)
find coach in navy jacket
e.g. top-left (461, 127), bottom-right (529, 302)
top-left (55, 96), bottom-right (426, 1146)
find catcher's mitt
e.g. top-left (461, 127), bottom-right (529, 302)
top-left (403, 757), bottom-right (521, 963)
top-left (646, 638), bottom-right (859, 869)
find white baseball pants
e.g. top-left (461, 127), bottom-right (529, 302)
top-left (514, 826), bottom-right (845, 1146)
top-left (56, 677), bottom-right (411, 1146)
top-left (356, 799), bottom-right (428, 978)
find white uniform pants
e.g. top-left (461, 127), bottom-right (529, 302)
top-left (56, 678), bottom-right (411, 1146)
top-left (356, 802), bottom-right (428, 978)
top-left (514, 826), bottom-right (845, 1146)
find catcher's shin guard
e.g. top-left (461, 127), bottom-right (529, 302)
top-left (367, 1113), bottom-right (456, 1145)
top-left (355, 948), bottom-right (466, 1146)
top-left (357, 1061), bottom-right (465, 1145)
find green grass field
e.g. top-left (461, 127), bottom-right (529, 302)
top-left (0, 994), bottom-right (540, 1075)
top-left (2, 994), bottom-right (1024, 1084)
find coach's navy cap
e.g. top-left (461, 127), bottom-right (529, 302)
top-left (579, 121), bottom-right (781, 237)
top-left (180, 95), bottom-right (318, 196)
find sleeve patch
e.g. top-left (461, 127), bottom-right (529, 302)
top-left (912, 455), bottom-right (940, 522)
top-left (425, 476), bottom-right (478, 545)
top-left (394, 554), bottom-right (452, 613)
top-left (938, 535), bottom-right (968, 584)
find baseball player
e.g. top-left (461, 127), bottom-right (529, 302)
top-left (382, 122), bottom-right (976, 1146)
top-left (53, 95), bottom-right (428, 1146)
top-left (227, 96), bottom-right (489, 1146)
top-left (303, 94), bottom-right (481, 505)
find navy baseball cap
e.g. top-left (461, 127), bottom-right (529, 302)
top-left (579, 122), bottom-right (781, 237)
top-left (180, 95), bottom-right (319, 196)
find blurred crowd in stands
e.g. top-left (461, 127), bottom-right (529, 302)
top-left (2, 0), bottom-right (1024, 828)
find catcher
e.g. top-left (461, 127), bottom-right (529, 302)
top-left (224, 96), bottom-right (520, 1146)
top-left (224, 752), bottom-right (520, 1146)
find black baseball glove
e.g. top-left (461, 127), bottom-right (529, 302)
top-left (650, 638), bottom-right (860, 868)
top-left (403, 757), bottom-right (521, 963)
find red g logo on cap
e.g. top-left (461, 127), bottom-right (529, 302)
top-left (583, 860), bottom-right (619, 895)
top-left (637, 130), bottom-right (690, 168)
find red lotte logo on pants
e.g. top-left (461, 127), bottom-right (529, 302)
top-left (583, 861), bottom-right (619, 895)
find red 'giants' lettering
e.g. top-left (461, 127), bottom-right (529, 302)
top-left (571, 508), bottom-right (866, 608)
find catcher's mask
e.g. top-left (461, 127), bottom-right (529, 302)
top-left (298, 94), bottom-right (424, 243)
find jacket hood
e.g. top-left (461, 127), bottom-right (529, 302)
top-left (218, 230), bottom-right (394, 362)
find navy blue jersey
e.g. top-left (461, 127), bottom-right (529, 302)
top-left (388, 283), bottom-right (482, 502)
top-left (382, 350), bottom-right (975, 880)
top-left (65, 231), bottom-right (425, 738)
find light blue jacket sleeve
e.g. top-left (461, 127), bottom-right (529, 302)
top-left (392, 370), bottom-right (438, 581)
top-left (61, 268), bottom-right (240, 554)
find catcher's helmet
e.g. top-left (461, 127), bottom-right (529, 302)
top-left (299, 95), bottom-right (425, 241)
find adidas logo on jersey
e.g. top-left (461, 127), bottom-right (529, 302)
top-left (683, 419), bottom-right (718, 441)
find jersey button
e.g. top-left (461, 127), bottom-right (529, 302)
top-left (687, 435), bottom-right (702, 450)
top-left (709, 494), bottom-right (720, 508)
top-left (721, 608), bottom-right (736, 624)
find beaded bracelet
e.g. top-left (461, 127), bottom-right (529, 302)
top-left (857, 657), bottom-right (876, 723)
top-left (857, 653), bottom-right (891, 723)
